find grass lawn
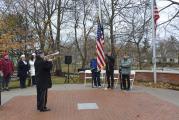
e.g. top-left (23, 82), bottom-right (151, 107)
top-left (9, 76), bottom-right (71, 89)
top-left (8, 75), bottom-right (87, 89)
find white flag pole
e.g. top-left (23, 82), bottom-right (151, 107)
top-left (151, 0), bottom-right (157, 83)
top-left (98, 0), bottom-right (102, 22)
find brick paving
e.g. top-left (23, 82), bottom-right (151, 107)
top-left (0, 89), bottom-right (179, 120)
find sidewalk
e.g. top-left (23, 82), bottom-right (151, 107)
top-left (1, 84), bottom-right (92, 105)
top-left (0, 84), bottom-right (179, 120)
top-left (1, 84), bottom-right (179, 106)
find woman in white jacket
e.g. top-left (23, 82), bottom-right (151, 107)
top-left (29, 53), bottom-right (36, 85)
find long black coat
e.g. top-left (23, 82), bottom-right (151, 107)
top-left (17, 60), bottom-right (30, 77)
top-left (105, 55), bottom-right (115, 72)
top-left (34, 56), bottom-right (52, 89)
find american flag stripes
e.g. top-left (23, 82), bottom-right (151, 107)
top-left (96, 19), bottom-right (105, 70)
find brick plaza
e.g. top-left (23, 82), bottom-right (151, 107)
top-left (0, 89), bottom-right (179, 120)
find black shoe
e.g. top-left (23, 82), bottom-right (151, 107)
top-left (107, 86), bottom-right (110, 89)
top-left (44, 107), bottom-right (50, 110)
top-left (40, 108), bottom-right (50, 112)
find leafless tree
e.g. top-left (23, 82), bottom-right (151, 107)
top-left (68, 0), bottom-right (96, 68)
top-left (102, 0), bottom-right (132, 55)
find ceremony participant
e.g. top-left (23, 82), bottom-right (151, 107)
top-left (17, 54), bottom-right (30, 88)
top-left (29, 53), bottom-right (36, 86)
top-left (0, 59), bottom-right (3, 91)
top-left (120, 53), bottom-right (132, 90)
top-left (1, 52), bottom-right (14, 91)
top-left (35, 51), bottom-right (52, 112)
top-left (105, 51), bottom-right (115, 89)
top-left (90, 54), bottom-right (101, 88)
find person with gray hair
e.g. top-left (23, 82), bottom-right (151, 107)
top-left (17, 54), bottom-right (30, 88)
top-left (120, 53), bottom-right (132, 90)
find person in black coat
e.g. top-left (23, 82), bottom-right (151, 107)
top-left (17, 54), bottom-right (30, 88)
top-left (105, 52), bottom-right (115, 89)
top-left (34, 51), bottom-right (52, 112)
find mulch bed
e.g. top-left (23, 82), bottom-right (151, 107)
top-left (135, 81), bottom-right (179, 91)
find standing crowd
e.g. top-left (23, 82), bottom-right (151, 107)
top-left (0, 51), bottom-right (53, 112)
top-left (0, 50), bottom-right (132, 112)
top-left (90, 51), bottom-right (132, 90)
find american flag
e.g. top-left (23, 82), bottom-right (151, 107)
top-left (154, 0), bottom-right (160, 30)
top-left (96, 18), bottom-right (105, 70)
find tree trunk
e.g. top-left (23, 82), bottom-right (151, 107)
top-left (74, 0), bottom-right (84, 68)
top-left (137, 44), bottom-right (142, 70)
top-left (82, 31), bottom-right (87, 68)
top-left (55, 0), bottom-right (62, 76)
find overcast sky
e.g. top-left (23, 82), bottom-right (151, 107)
top-left (157, 0), bottom-right (179, 40)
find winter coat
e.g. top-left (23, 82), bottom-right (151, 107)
top-left (90, 58), bottom-right (97, 71)
top-left (105, 55), bottom-right (115, 72)
top-left (29, 60), bottom-right (35, 76)
top-left (1, 58), bottom-right (14, 79)
top-left (17, 60), bottom-right (30, 77)
top-left (34, 56), bottom-right (52, 89)
top-left (0, 59), bottom-right (2, 71)
top-left (120, 58), bottom-right (132, 75)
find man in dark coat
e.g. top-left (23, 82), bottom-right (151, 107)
top-left (17, 54), bottom-right (30, 88)
top-left (105, 51), bottom-right (115, 89)
top-left (35, 51), bottom-right (52, 112)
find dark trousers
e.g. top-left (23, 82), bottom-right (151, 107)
top-left (121, 74), bottom-right (130, 90)
top-left (27, 76), bottom-right (31, 87)
top-left (32, 76), bottom-right (36, 85)
top-left (91, 70), bottom-right (101, 87)
top-left (2, 74), bottom-right (11, 89)
top-left (19, 75), bottom-right (27, 88)
top-left (106, 70), bottom-right (114, 88)
top-left (37, 86), bottom-right (47, 110)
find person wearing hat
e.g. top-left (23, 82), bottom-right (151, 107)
top-left (17, 54), bottom-right (30, 88)
top-left (1, 52), bottom-right (14, 91)
top-left (34, 51), bottom-right (52, 112)
top-left (29, 53), bottom-right (36, 86)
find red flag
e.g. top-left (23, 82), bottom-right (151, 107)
top-left (96, 19), bottom-right (105, 70)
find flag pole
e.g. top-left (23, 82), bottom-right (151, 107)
top-left (98, 0), bottom-right (102, 22)
top-left (151, 0), bottom-right (157, 84)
